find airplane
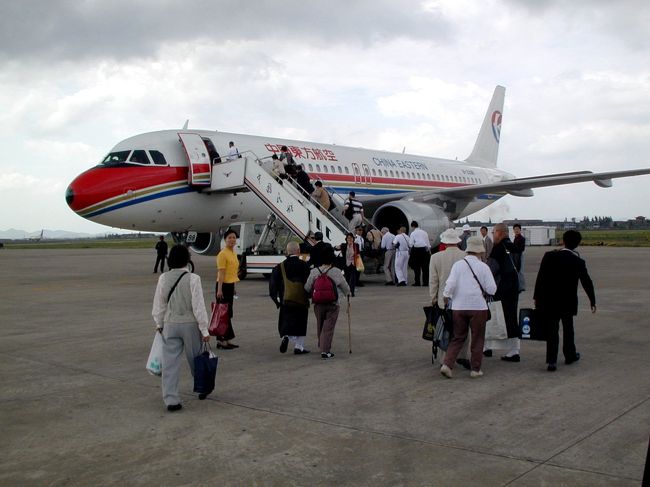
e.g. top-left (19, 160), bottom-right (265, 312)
top-left (66, 85), bottom-right (650, 262)
top-left (28, 229), bottom-right (44, 242)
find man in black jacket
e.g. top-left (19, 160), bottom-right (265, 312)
top-left (154, 235), bottom-right (168, 273)
top-left (534, 230), bottom-right (596, 371)
top-left (269, 241), bottom-right (312, 355)
top-left (294, 165), bottom-right (314, 197)
top-left (308, 232), bottom-right (331, 269)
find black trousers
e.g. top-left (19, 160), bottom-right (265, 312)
top-left (344, 264), bottom-right (357, 296)
top-left (544, 313), bottom-right (577, 364)
top-left (410, 247), bottom-right (430, 285)
top-left (154, 255), bottom-right (166, 272)
top-left (215, 282), bottom-right (236, 341)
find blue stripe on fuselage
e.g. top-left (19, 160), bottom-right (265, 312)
top-left (84, 186), bottom-right (195, 218)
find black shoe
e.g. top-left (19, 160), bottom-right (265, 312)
top-left (547, 364), bottom-right (557, 372)
top-left (396, 282), bottom-right (407, 287)
top-left (565, 352), bottom-right (581, 365)
top-left (321, 352), bottom-right (335, 359)
top-left (217, 343), bottom-right (236, 350)
top-left (198, 393), bottom-right (207, 400)
top-left (456, 358), bottom-right (471, 370)
top-left (483, 349), bottom-right (493, 357)
top-left (294, 348), bottom-right (310, 355)
top-left (385, 282), bottom-right (395, 286)
top-left (167, 404), bottom-right (182, 412)
top-left (501, 354), bottom-right (521, 362)
top-left (280, 336), bottom-right (289, 353)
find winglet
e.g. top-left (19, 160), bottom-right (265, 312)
top-left (465, 85), bottom-right (506, 168)
top-left (182, 120), bottom-right (189, 130)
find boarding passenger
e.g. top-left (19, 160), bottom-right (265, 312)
top-left (336, 233), bottom-right (360, 297)
top-left (365, 224), bottom-right (383, 273)
top-left (354, 226), bottom-right (366, 287)
top-left (215, 229), bottom-right (240, 350)
top-left (308, 231), bottom-right (332, 269)
top-left (295, 164), bottom-right (314, 196)
top-left (269, 241), bottom-right (311, 355)
top-left (152, 244), bottom-right (210, 411)
top-left (393, 226), bottom-right (410, 286)
top-left (512, 223), bottom-right (526, 289)
top-left (480, 226), bottom-right (493, 261)
top-left (154, 235), bottom-right (168, 273)
top-left (429, 228), bottom-right (470, 368)
top-left (440, 236), bottom-right (497, 379)
top-left (279, 145), bottom-right (296, 176)
top-left (534, 230), bottom-right (596, 372)
top-left (484, 223), bottom-right (521, 361)
top-left (380, 227), bottom-right (396, 285)
top-left (458, 224), bottom-right (472, 251)
top-left (226, 141), bottom-right (240, 161)
top-left (311, 180), bottom-right (331, 210)
top-left (304, 248), bottom-right (351, 359)
top-left (409, 221), bottom-right (431, 286)
top-left (343, 191), bottom-right (364, 232)
top-left (271, 154), bottom-right (287, 181)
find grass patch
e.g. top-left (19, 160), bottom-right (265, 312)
top-left (3, 238), bottom-right (158, 250)
top-left (556, 230), bottom-right (650, 247)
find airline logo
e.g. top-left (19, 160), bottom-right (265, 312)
top-left (491, 111), bottom-right (502, 143)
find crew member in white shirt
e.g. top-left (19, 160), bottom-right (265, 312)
top-left (380, 227), bottom-right (396, 285)
top-left (440, 236), bottom-right (497, 379)
top-left (393, 226), bottom-right (410, 286)
top-left (409, 221), bottom-right (431, 286)
top-left (226, 141), bottom-right (240, 161)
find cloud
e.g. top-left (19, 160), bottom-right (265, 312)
top-left (0, 172), bottom-right (65, 194)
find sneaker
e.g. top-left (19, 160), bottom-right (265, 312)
top-left (470, 370), bottom-right (484, 378)
top-left (279, 336), bottom-right (289, 353)
top-left (440, 364), bottom-right (452, 378)
top-left (321, 352), bottom-right (335, 359)
top-left (167, 404), bottom-right (182, 412)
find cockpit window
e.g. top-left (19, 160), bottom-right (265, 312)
top-left (149, 150), bottom-right (167, 165)
top-left (129, 150), bottom-right (150, 164)
top-left (102, 151), bottom-right (130, 164)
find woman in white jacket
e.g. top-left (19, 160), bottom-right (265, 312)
top-left (152, 244), bottom-right (210, 411)
top-left (440, 236), bottom-right (497, 379)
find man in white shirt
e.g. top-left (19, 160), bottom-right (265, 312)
top-left (380, 227), bottom-right (396, 285)
top-left (409, 221), bottom-right (431, 286)
top-left (226, 141), bottom-right (240, 161)
top-left (440, 236), bottom-right (497, 378)
top-left (393, 226), bottom-right (410, 286)
top-left (480, 226), bottom-right (493, 261)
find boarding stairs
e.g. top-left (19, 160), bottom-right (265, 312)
top-left (208, 153), bottom-right (349, 246)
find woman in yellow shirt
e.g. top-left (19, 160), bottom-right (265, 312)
top-left (216, 229), bottom-right (240, 349)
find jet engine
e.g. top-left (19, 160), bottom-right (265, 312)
top-left (188, 232), bottom-right (221, 255)
top-left (372, 201), bottom-right (452, 246)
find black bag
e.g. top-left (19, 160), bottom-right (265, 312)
top-left (343, 201), bottom-right (355, 220)
top-left (519, 308), bottom-right (546, 341)
top-left (193, 343), bottom-right (218, 395)
top-left (422, 305), bottom-right (436, 341)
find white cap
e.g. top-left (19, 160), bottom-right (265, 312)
top-left (462, 224), bottom-right (471, 231)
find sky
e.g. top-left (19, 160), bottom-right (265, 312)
top-left (1, 0), bottom-right (649, 234)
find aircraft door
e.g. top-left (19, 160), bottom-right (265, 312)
top-left (352, 163), bottom-right (361, 184)
top-left (361, 163), bottom-right (372, 185)
top-left (178, 132), bottom-right (211, 186)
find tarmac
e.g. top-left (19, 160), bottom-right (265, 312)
top-left (0, 245), bottom-right (648, 486)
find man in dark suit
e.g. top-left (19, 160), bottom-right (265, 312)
top-left (269, 241), bottom-right (312, 355)
top-left (308, 232), bottom-right (331, 269)
top-left (534, 230), bottom-right (596, 371)
top-left (153, 235), bottom-right (168, 273)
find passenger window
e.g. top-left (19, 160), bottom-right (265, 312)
top-left (149, 150), bottom-right (167, 165)
top-left (323, 165), bottom-right (328, 173)
top-left (390, 170), bottom-right (394, 177)
top-left (337, 166), bottom-right (342, 174)
top-left (344, 167), bottom-right (349, 174)
top-left (308, 164), bottom-right (314, 171)
top-left (316, 164), bottom-right (321, 172)
top-left (129, 150), bottom-right (149, 164)
top-left (371, 169), bottom-right (376, 176)
top-left (331, 165), bottom-right (335, 173)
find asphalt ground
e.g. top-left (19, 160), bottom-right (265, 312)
top-left (0, 246), bottom-right (648, 486)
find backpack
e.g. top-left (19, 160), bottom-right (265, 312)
top-left (344, 200), bottom-right (355, 220)
top-left (311, 268), bottom-right (338, 304)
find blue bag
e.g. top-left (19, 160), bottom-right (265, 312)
top-left (193, 343), bottom-right (218, 395)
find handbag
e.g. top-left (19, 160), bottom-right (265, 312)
top-left (433, 303), bottom-right (453, 351)
top-left (519, 308), bottom-right (546, 341)
top-left (485, 300), bottom-right (508, 340)
top-left (422, 305), bottom-right (436, 341)
top-left (193, 342), bottom-right (218, 395)
top-left (355, 254), bottom-right (365, 272)
top-left (146, 331), bottom-right (165, 376)
top-left (208, 301), bottom-right (230, 336)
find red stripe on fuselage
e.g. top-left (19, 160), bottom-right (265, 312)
top-left (68, 165), bottom-right (188, 211)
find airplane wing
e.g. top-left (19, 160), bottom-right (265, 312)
top-left (404, 167), bottom-right (650, 203)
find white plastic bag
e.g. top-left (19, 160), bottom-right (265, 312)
top-left (146, 332), bottom-right (165, 376)
top-left (485, 301), bottom-right (508, 340)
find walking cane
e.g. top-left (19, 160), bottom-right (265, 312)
top-left (347, 295), bottom-right (352, 354)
